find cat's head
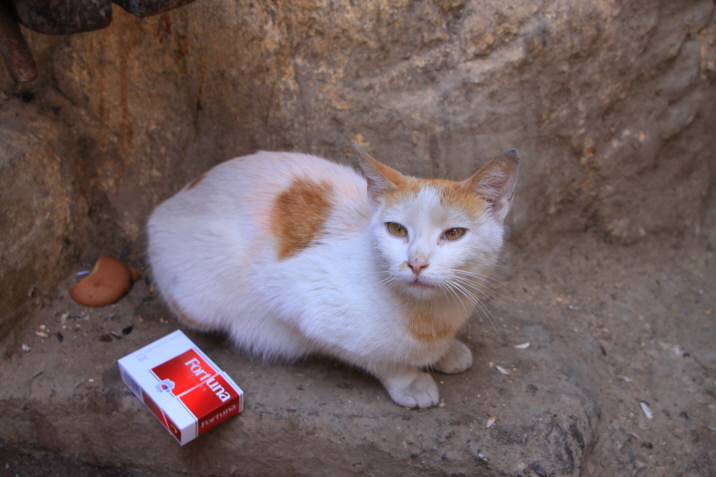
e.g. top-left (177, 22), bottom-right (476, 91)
top-left (355, 146), bottom-right (519, 302)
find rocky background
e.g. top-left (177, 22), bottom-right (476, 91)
top-left (2, 0), bottom-right (715, 322)
top-left (0, 0), bottom-right (714, 476)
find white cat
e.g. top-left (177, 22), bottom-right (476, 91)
top-left (147, 146), bottom-right (519, 408)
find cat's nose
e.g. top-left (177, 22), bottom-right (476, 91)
top-left (407, 258), bottom-right (429, 275)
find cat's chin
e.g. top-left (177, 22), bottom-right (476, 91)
top-left (399, 279), bottom-right (442, 300)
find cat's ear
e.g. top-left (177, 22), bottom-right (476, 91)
top-left (353, 144), bottom-right (407, 205)
top-left (466, 149), bottom-right (520, 223)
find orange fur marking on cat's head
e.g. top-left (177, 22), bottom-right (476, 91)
top-left (272, 178), bottom-right (335, 260)
top-left (354, 145), bottom-right (490, 218)
top-left (358, 147), bottom-right (518, 221)
top-left (436, 179), bottom-right (488, 220)
top-left (380, 177), bottom-right (488, 220)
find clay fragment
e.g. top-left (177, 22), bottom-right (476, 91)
top-left (69, 256), bottom-right (136, 307)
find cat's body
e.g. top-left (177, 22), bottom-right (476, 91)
top-left (147, 148), bottom-right (519, 408)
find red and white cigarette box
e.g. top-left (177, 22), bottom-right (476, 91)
top-left (118, 330), bottom-right (243, 445)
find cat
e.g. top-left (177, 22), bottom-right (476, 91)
top-left (147, 146), bottom-right (519, 408)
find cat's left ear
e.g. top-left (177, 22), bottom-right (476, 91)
top-left (353, 144), bottom-right (407, 206)
top-left (466, 149), bottom-right (520, 223)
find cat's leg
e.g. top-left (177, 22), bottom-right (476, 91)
top-left (433, 339), bottom-right (473, 374)
top-left (371, 363), bottom-right (439, 408)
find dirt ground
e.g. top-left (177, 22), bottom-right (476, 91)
top-left (1, 231), bottom-right (713, 476)
top-left (509, 236), bottom-right (716, 476)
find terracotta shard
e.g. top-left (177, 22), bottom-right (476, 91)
top-left (69, 256), bottom-right (134, 307)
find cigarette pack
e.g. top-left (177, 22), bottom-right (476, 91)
top-left (118, 330), bottom-right (243, 445)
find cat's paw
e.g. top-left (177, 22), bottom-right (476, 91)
top-left (375, 366), bottom-right (439, 408)
top-left (434, 339), bottom-right (473, 374)
top-left (387, 372), bottom-right (439, 409)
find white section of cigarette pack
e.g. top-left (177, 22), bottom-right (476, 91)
top-left (118, 330), bottom-right (244, 445)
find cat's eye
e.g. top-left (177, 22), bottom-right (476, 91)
top-left (442, 228), bottom-right (467, 241)
top-left (386, 222), bottom-right (408, 238)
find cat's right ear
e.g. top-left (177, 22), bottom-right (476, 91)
top-left (353, 144), bottom-right (406, 206)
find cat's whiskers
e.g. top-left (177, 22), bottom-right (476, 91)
top-left (467, 258), bottom-right (516, 288)
top-left (451, 274), bottom-right (494, 301)
top-left (445, 278), bottom-right (480, 307)
top-left (376, 270), bottom-right (400, 293)
top-left (451, 267), bottom-right (504, 286)
top-left (443, 275), bottom-right (498, 331)
top-left (376, 276), bottom-right (396, 290)
top-left (451, 268), bottom-right (509, 296)
top-left (439, 280), bottom-right (470, 315)
top-left (447, 269), bottom-right (496, 297)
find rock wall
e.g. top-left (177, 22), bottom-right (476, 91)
top-left (1, 0), bottom-right (715, 327)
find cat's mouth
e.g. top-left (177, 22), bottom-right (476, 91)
top-left (408, 277), bottom-right (436, 289)
top-left (401, 277), bottom-right (441, 299)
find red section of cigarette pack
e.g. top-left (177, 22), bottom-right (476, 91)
top-left (118, 330), bottom-right (244, 445)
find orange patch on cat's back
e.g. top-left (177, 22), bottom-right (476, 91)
top-left (408, 311), bottom-right (459, 342)
top-left (271, 177), bottom-right (335, 260)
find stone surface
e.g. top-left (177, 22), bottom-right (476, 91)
top-left (1, 254), bottom-right (602, 477)
top-left (0, 91), bottom-right (91, 337)
top-left (5, 0), bottom-right (713, 254)
top-left (1, 235), bottom-right (713, 476)
top-left (0, 0), bottom-right (714, 475)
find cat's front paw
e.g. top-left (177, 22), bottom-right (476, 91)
top-left (387, 372), bottom-right (439, 409)
top-left (434, 339), bottom-right (473, 374)
top-left (375, 366), bottom-right (439, 409)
